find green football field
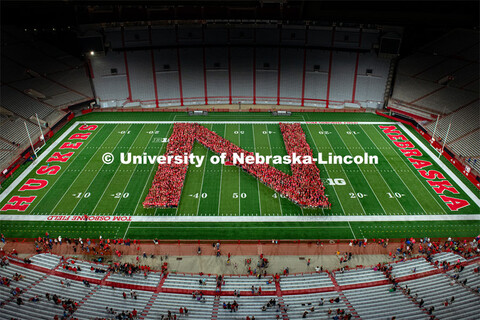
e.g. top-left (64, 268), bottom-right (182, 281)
top-left (1, 112), bottom-right (479, 240)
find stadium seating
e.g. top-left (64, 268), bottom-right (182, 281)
top-left (421, 100), bottom-right (480, 173)
top-left (162, 273), bottom-right (218, 291)
top-left (106, 271), bottom-right (162, 287)
top-left (280, 272), bottom-right (334, 290)
top-left (402, 274), bottom-right (479, 320)
top-left (217, 295), bottom-right (280, 320)
top-left (222, 275), bottom-right (276, 292)
top-left (389, 29), bottom-right (478, 115)
top-left (1, 253), bottom-right (479, 320)
top-left (144, 292), bottom-right (215, 320)
top-left (282, 291), bottom-right (349, 319)
top-left (390, 258), bottom-right (435, 278)
top-left (74, 285), bottom-right (153, 319)
top-left (343, 285), bottom-right (429, 320)
top-left (93, 24), bottom-right (391, 108)
top-left (29, 253), bottom-right (62, 270)
top-left (333, 268), bottom-right (387, 286)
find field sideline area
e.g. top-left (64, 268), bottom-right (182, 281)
top-left (1, 112), bottom-right (479, 240)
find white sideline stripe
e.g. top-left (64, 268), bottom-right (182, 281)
top-left (0, 214), bottom-right (479, 222)
top-left (0, 122), bottom-right (79, 203)
top-left (81, 121), bottom-right (397, 125)
top-left (399, 123), bottom-right (480, 208)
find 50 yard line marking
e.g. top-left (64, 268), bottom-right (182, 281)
top-left (238, 123), bottom-right (241, 216)
top-left (217, 124), bottom-right (226, 216)
top-left (252, 123), bottom-right (263, 216)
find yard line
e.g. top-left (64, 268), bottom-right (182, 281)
top-left (348, 221), bottom-right (356, 239)
top-left (372, 125), bottom-right (449, 214)
top-left (69, 124), bottom-right (133, 215)
top-left (331, 124), bottom-right (391, 215)
top-left (251, 124), bottom-right (263, 216)
top-left (123, 220), bottom-right (132, 239)
top-left (317, 124), bottom-right (366, 215)
top-left (265, 124), bottom-right (283, 216)
top-left (360, 124), bottom-right (432, 215)
top-left (91, 124), bottom-right (147, 214)
top-left (304, 123), bottom-right (346, 216)
top-left (196, 125), bottom-right (211, 216)
top-left (345, 124), bottom-right (409, 215)
top-left (238, 123), bottom-right (241, 216)
top-left (27, 124), bottom-right (114, 215)
top-left (110, 124), bottom-right (161, 215)
top-left (217, 123), bottom-right (226, 216)
top-left (0, 122), bottom-right (80, 204)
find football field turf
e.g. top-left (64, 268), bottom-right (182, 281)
top-left (1, 112), bottom-right (479, 240)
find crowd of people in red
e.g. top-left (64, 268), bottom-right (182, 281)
top-left (144, 123), bottom-right (329, 208)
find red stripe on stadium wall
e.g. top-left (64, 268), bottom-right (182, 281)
top-left (352, 28), bottom-right (363, 103)
top-left (121, 27), bottom-right (132, 101)
top-left (276, 26), bottom-right (282, 106)
top-left (175, 26), bottom-right (184, 106)
top-left (301, 26), bottom-right (308, 107)
top-left (149, 26), bottom-right (159, 108)
top-left (227, 29), bottom-right (232, 105)
top-left (325, 28), bottom-right (336, 108)
top-left (202, 26), bottom-right (208, 105)
top-left (253, 29), bottom-right (257, 105)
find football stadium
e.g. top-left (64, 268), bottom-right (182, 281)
top-left (0, 1), bottom-right (479, 319)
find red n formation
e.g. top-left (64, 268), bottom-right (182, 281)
top-left (143, 123), bottom-right (329, 209)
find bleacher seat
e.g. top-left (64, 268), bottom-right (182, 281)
top-left (29, 253), bottom-right (61, 270)
top-left (390, 258), bottom-right (435, 278)
top-left (144, 292), bottom-right (214, 320)
top-left (334, 268), bottom-right (387, 286)
top-left (403, 274), bottom-right (480, 320)
top-left (280, 272), bottom-right (334, 291)
top-left (282, 291), bottom-right (349, 320)
top-left (343, 285), bottom-right (429, 320)
top-left (222, 275), bottom-right (276, 292)
top-left (162, 273), bottom-right (218, 291)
